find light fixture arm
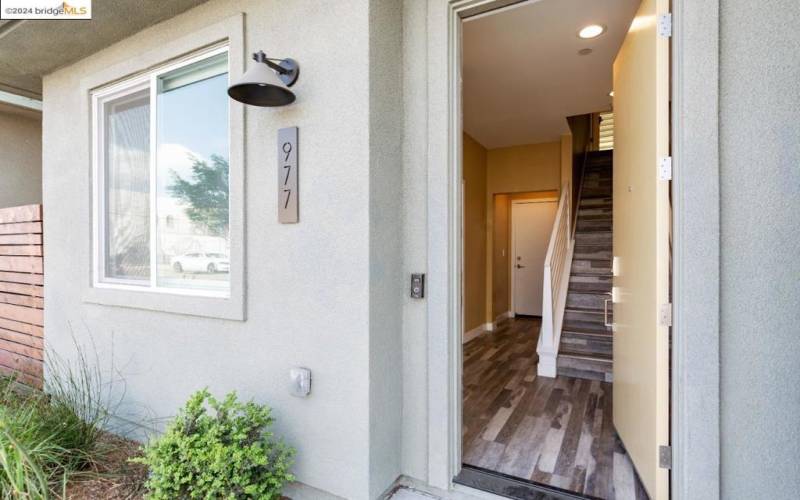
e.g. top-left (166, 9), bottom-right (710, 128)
top-left (252, 51), bottom-right (300, 87)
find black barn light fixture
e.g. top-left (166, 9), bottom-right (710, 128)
top-left (228, 51), bottom-right (299, 107)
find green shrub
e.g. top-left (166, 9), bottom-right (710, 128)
top-left (134, 389), bottom-right (295, 499)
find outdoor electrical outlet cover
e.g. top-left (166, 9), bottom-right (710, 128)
top-left (289, 367), bottom-right (311, 397)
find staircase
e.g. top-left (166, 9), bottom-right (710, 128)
top-left (557, 150), bottom-right (614, 382)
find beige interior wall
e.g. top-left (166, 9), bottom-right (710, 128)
top-left (491, 194), bottom-right (510, 318)
top-left (463, 133), bottom-right (487, 333)
top-left (560, 134), bottom-right (572, 193)
top-left (484, 141), bottom-right (562, 322)
top-left (0, 105), bottom-right (42, 208)
top-left (486, 141), bottom-right (562, 195)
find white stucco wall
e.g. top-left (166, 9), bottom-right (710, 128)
top-left (368, 1), bottom-right (404, 498)
top-left (400, 0), bottom-right (431, 483)
top-left (0, 107), bottom-right (42, 208)
top-left (42, 1), bottom-right (403, 499)
top-left (718, 0), bottom-right (800, 497)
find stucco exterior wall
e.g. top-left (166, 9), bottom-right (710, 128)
top-left (400, 0), bottom-right (430, 483)
top-left (718, 0), bottom-right (800, 497)
top-left (0, 107), bottom-right (41, 208)
top-left (41, 1), bottom-right (400, 499)
top-left (367, 1), bottom-right (404, 497)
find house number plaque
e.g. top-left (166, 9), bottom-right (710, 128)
top-left (278, 127), bottom-right (298, 223)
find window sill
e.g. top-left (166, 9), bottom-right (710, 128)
top-left (82, 284), bottom-right (245, 321)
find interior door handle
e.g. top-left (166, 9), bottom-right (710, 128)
top-left (516, 264), bottom-right (525, 269)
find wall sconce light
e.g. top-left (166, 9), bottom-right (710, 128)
top-left (228, 50), bottom-right (299, 107)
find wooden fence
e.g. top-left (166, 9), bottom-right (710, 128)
top-left (0, 204), bottom-right (43, 387)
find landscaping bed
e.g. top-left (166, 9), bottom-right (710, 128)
top-left (0, 367), bottom-right (294, 499)
top-left (63, 432), bottom-right (146, 500)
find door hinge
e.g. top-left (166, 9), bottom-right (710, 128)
top-left (658, 13), bottom-right (673, 38)
top-left (658, 156), bottom-right (673, 181)
top-left (659, 445), bottom-right (672, 469)
top-left (659, 303), bottom-right (673, 327)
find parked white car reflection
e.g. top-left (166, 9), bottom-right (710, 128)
top-left (170, 252), bottom-right (230, 273)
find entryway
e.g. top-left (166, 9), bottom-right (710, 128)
top-left (461, 316), bottom-right (647, 499)
top-left (455, 0), bottom-right (670, 498)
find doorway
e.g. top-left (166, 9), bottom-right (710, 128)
top-left (511, 200), bottom-right (557, 316)
top-left (455, 0), bottom-right (670, 498)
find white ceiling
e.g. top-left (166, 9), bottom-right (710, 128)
top-left (463, 0), bottom-right (640, 149)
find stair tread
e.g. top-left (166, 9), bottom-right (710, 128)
top-left (575, 227), bottom-right (611, 235)
top-left (563, 320), bottom-right (613, 333)
top-left (561, 329), bottom-right (613, 339)
top-left (558, 350), bottom-right (613, 362)
top-left (569, 284), bottom-right (612, 293)
top-left (564, 306), bottom-right (611, 315)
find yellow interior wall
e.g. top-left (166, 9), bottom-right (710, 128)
top-left (491, 194), bottom-right (510, 319)
top-left (463, 133), bottom-right (487, 334)
top-left (560, 134), bottom-right (572, 193)
top-left (485, 141), bottom-right (562, 322)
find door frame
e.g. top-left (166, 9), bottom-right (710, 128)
top-left (509, 198), bottom-right (558, 316)
top-left (424, 1), bottom-right (720, 498)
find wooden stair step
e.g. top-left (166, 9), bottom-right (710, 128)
top-left (557, 351), bottom-right (613, 382)
top-left (573, 247), bottom-right (612, 260)
top-left (571, 259), bottom-right (612, 275)
top-left (564, 307), bottom-right (613, 325)
top-left (569, 274), bottom-right (612, 284)
top-left (559, 337), bottom-right (613, 357)
top-left (568, 282), bottom-right (612, 293)
top-left (567, 291), bottom-right (611, 309)
top-left (561, 328), bottom-right (613, 340)
top-left (562, 318), bottom-right (613, 333)
top-left (558, 350), bottom-right (612, 363)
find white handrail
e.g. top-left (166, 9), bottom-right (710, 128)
top-left (537, 182), bottom-right (574, 377)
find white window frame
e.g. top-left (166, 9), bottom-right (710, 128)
top-left (91, 44), bottom-right (231, 299)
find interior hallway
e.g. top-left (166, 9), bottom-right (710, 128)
top-left (462, 317), bottom-right (649, 499)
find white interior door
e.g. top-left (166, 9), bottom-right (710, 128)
top-left (512, 200), bottom-right (557, 316)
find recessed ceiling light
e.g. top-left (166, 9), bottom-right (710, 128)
top-left (609, 90), bottom-right (615, 97)
top-left (578, 24), bottom-right (606, 39)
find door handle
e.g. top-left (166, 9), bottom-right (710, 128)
top-left (604, 292), bottom-right (613, 327)
top-left (516, 264), bottom-right (525, 269)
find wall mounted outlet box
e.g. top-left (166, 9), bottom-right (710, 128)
top-left (289, 367), bottom-right (311, 397)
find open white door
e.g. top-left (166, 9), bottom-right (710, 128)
top-left (612, 0), bottom-right (671, 498)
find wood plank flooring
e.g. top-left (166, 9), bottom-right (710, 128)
top-left (462, 317), bottom-right (649, 499)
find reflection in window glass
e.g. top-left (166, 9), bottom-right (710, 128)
top-left (104, 88), bottom-right (150, 282)
top-left (156, 53), bottom-right (229, 293)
